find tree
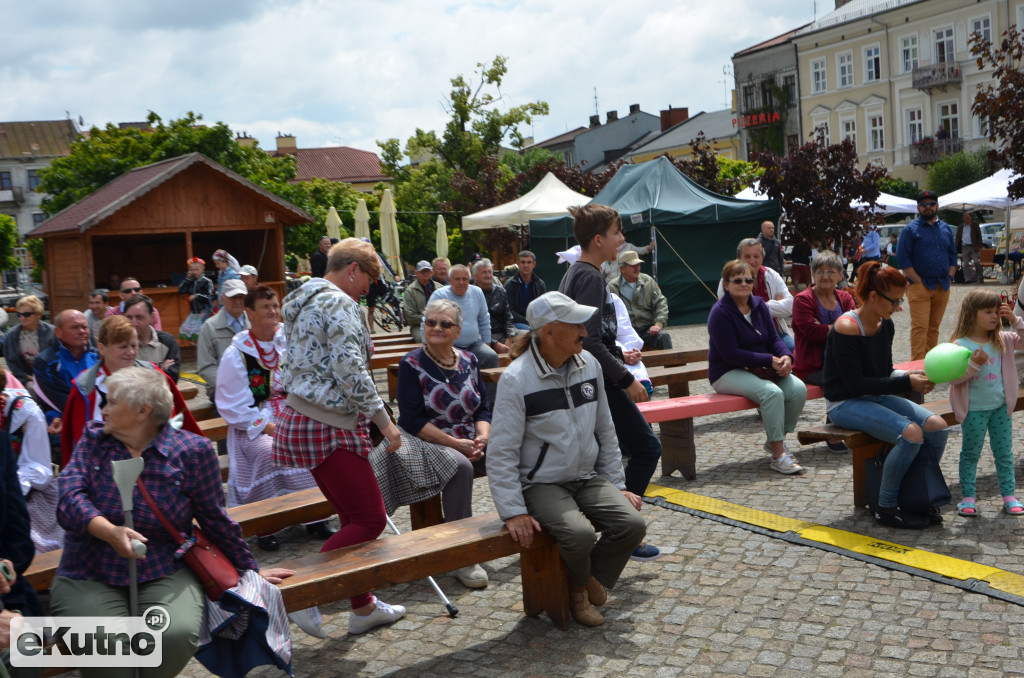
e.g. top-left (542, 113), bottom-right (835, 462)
top-left (668, 132), bottom-right (761, 196)
top-left (971, 26), bottom-right (1024, 198)
top-left (38, 111), bottom-right (296, 215)
top-left (755, 130), bottom-right (890, 246)
top-left (927, 148), bottom-right (991, 196)
top-left (275, 179), bottom-right (380, 269)
top-left (0, 214), bottom-right (19, 273)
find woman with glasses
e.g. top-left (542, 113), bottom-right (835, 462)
top-left (708, 260), bottom-right (807, 475)
top-left (823, 261), bottom-right (947, 529)
top-left (3, 295), bottom-right (55, 386)
top-left (391, 298), bottom-right (490, 588)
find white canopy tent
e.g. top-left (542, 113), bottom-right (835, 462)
top-left (461, 172), bottom-right (591, 231)
top-left (938, 168), bottom-right (1024, 211)
top-left (736, 181), bottom-right (917, 214)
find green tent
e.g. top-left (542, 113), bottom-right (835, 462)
top-left (529, 157), bottom-right (780, 325)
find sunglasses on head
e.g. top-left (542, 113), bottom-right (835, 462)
top-left (728, 277), bottom-right (755, 285)
top-left (424, 318), bottom-right (457, 329)
top-left (121, 286), bottom-right (141, 294)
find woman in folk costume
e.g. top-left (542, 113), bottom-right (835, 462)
top-left (214, 285), bottom-right (330, 551)
top-left (0, 367), bottom-right (63, 552)
top-left (61, 315), bottom-right (201, 466)
top-left (212, 249), bottom-right (242, 297)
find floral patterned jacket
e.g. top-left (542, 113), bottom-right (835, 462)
top-left (278, 279), bottom-right (391, 431)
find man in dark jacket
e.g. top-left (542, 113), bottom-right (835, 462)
top-left (310, 236), bottom-right (331, 279)
top-left (504, 250), bottom-right (547, 331)
top-left (955, 211), bottom-right (984, 284)
top-left (472, 258), bottom-right (513, 352)
top-left (757, 221), bottom-right (785, 276)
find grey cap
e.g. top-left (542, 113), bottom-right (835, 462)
top-left (416, 260), bottom-right (433, 272)
top-left (221, 279), bottom-right (248, 297)
top-left (526, 291), bottom-right (597, 330)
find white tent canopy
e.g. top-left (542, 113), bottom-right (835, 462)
top-left (938, 168), bottom-right (1024, 211)
top-left (461, 172), bottom-right (591, 231)
top-left (736, 181), bottom-right (917, 214)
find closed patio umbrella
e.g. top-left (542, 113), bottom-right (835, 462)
top-left (354, 198), bottom-right (371, 241)
top-left (379, 189), bottom-right (402, 282)
top-left (325, 206), bottom-right (343, 241)
top-left (435, 214), bottom-right (449, 260)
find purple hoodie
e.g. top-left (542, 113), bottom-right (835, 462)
top-left (708, 293), bottom-right (791, 384)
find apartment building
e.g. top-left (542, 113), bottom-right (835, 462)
top-left (794, 0), bottom-right (1011, 184)
top-left (0, 119), bottom-right (77, 238)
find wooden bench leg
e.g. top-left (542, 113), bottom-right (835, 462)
top-left (520, 540), bottom-right (570, 630)
top-left (409, 495), bottom-right (445, 530)
top-left (851, 442), bottom-right (889, 508)
top-left (659, 419), bottom-right (696, 480)
top-left (387, 369), bottom-right (398, 402)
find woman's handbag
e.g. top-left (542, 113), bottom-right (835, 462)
top-left (864, 444), bottom-right (951, 515)
top-left (745, 365), bottom-right (782, 382)
top-left (369, 402), bottom-right (396, 447)
top-left (135, 478), bottom-right (239, 601)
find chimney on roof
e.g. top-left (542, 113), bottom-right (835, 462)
top-left (835, 0), bottom-right (854, 7)
top-left (629, 104), bottom-right (640, 115)
top-left (660, 106), bottom-right (689, 131)
top-left (236, 134), bottom-right (256, 149)
top-left (589, 115), bottom-right (601, 128)
top-left (522, 136), bottom-right (534, 148)
top-left (276, 134), bottom-right (297, 152)
top-left (606, 110), bottom-right (618, 123)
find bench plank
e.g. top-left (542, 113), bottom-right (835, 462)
top-left (275, 514), bottom-right (570, 629)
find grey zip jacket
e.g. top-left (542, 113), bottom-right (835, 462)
top-left (487, 339), bottom-right (626, 521)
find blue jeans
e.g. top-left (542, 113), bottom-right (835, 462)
top-left (604, 381), bottom-right (662, 495)
top-left (828, 395), bottom-right (949, 508)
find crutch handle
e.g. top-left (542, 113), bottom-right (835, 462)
top-left (130, 539), bottom-right (147, 558)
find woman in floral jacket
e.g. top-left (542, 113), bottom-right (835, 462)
top-left (215, 285), bottom-right (325, 551)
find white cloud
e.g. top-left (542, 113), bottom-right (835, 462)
top-left (0, 0), bottom-right (813, 154)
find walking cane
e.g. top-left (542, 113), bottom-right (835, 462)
top-left (111, 456), bottom-right (148, 677)
top-left (383, 515), bottom-right (458, 618)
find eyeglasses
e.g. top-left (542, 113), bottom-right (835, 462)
top-left (814, 270), bottom-right (840, 278)
top-left (919, 201), bottom-right (938, 207)
top-left (877, 291), bottom-right (903, 308)
top-left (121, 287), bottom-right (141, 294)
top-left (727, 277), bottom-right (755, 285)
top-left (16, 311), bottom-right (35, 318)
top-left (424, 318), bottom-right (457, 329)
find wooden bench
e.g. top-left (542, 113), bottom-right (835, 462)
top-left (275, 513), bottom-right (570, 629)
top-left (798, 393), bottom-right (1024, 507)
top-left (178, 382), bottom-right (199, 400)
top-left (638, 360), bottom-right (923, 479)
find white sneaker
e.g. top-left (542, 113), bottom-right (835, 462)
top-left (289, 606), bottom-right (328, 639)
top-left (347, 597), bottom-right (406, 635)
top-left (770, 453), bottom-right (804, 475)
top-left (763, 441), bottom-right (790, 457)
top-left (453, 563), bottom-right (489, 589)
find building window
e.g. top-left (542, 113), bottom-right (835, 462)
top-left (938, 102), bottom-right (959, 138)
top-left (970, 16), bottom-right (991, 43)
top-left (743, 85), bottom-right (757, 112)
top-left (760, 80), bottom-right (775, 108)
top-left (906, 108), bottom-right (924, 145)
top-left (27, 169), bottom-right (41, 191)
top-left (783, 75), bottom-right (797, 106)
top-left (841, 119), bottom-right (857, 147)
top-left (838, 52), bottom-right (854, 88)
top-left (0, 172), bottom-right (11, 191)
top-left (974, 113), bottom-right (990, 139)
top-left (811, 58), bottom-right (827, 93)
top-left (934, 26), bottom-right (955, 63)
top-left (901, 35), bottom-right (919, 73)
top-left (32, 213), bottom-right (46, 227)
top-left (864, 46), bottom-right (881, 82)
top-left (868, 114), bottom-right (885, 151)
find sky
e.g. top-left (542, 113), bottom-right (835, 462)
top-left (1, 0), bottom-right (819, 157)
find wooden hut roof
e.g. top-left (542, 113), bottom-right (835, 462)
top-left (28, 152), bottom-right (313, 237)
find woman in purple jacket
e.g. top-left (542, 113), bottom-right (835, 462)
top-left (708, 260), bottom-right (808, 475)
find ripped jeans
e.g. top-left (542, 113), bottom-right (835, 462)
top-left (828, 394), bottom-right (949, 508)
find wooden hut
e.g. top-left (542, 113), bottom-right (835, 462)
top-left (28, 153), bottom-right (313, 335)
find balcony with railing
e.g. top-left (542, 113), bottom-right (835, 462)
top-left (909, 137), bottom-right (963, 165)
top-left (0, 187), bottom-right (24, 206)
top-left (912, 61), bottom-right (962, 91)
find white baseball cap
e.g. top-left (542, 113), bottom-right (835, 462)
top-left (239, 265), bottom-right (258, 276)
top-left (221, 279), bottom-right (248, 297)
top-left (526, 291), bottom-right (597, 330)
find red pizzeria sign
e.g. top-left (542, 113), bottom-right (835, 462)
top-left (732, 110), bottom-right (782, 129)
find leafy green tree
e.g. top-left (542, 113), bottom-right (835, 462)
top-left (878, 176), bottom-right (920, 200)
top-left (0, 214), bottom-right (19, 273)
top-left (25, 237), bottom-right (44, 282)
top-left (927, 148), bottom-right (991, 196)
top-left (971, 26), bottom-right (1024, 198)
top-left (276, 179), bottom-right (380, 269)
top-left (756, 130), bottom-right (890, 246)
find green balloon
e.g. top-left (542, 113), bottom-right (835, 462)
top-left (924, 342), bottom-right (972, 383)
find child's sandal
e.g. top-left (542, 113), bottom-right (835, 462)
top-left (957, 501), bottom-right (978, 516)
top-left (1004, 500), bottom-right (1024, 516)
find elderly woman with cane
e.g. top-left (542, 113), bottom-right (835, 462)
top-left (51, 367), bottom-right (296, 678)
top-left (487, 292), bottom-right (646, 627)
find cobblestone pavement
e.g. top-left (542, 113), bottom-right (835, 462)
top-left (70, 282), bottom-right (1024, 676)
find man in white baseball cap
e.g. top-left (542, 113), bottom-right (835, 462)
top-left (487, 291), bottom-right (646, 627)
top-left (239, 264), bottom-right (259, 291)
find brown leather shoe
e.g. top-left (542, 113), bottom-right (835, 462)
top-left (586, 576), bottom-right (607, 607)
top-left (570, 591), bottom-right (605, 627)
